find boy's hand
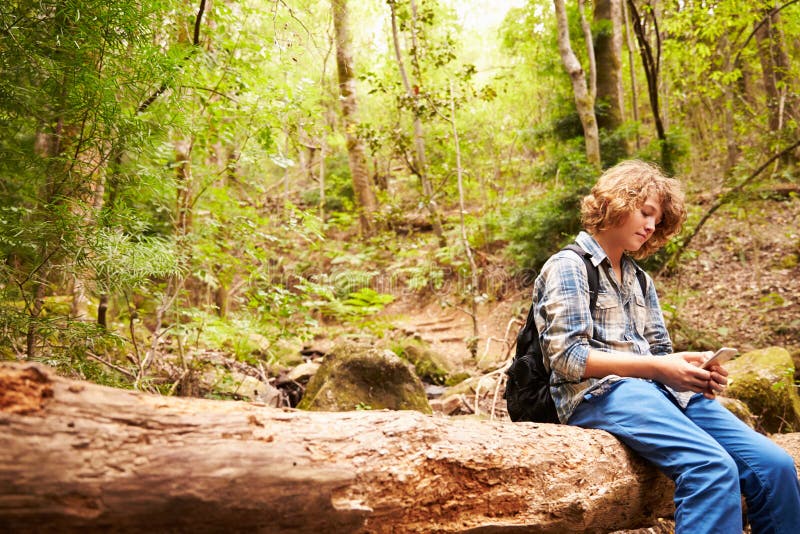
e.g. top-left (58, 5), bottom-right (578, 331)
top-left (702, 364), bottom-right (729, 399)
top-left (653, 352), bottom-right (714, 393)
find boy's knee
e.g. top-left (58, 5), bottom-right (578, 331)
top-left (705, 452), bottom-right (739, 488)
top-left (765, 446), bottom-right (798, 478)
top-left (683, 450), bottom-right (739, 490)
top-left (717, 453), bottom-right (740, 482)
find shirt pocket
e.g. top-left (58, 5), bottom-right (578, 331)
top-left (593, 292), bottom-right (625, 341)
top-left (632, 294), bottom-right (647, 336)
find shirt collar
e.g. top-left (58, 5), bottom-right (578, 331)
top-left (575, 231), bottom-right (608, 268)
top-left (575, 231), bottom-right (646, 280)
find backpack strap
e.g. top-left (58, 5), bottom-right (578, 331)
top-left (634, 266), bottom-right (648, 298)
top-left (564, 243), bottom-right (649, 304)
top-left (562, 244), bottom-right (600, 310)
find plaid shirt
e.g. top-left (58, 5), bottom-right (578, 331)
top-left (532, 231), bottom-right (692, 423)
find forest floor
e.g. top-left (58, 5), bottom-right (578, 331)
top-left (380, 194), bottom-right (800, 376)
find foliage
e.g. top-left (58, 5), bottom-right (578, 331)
top-left (505, 156), bottom-right (597, 271)
top-left (1, 0), bottom-right (799, 392)
top-left (0, 0), bottom-right (181, 360)
top-left (299, 282), bottom-right (395, 321)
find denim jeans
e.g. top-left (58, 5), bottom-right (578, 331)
top-left (568, 379), bottom-right (800, 534)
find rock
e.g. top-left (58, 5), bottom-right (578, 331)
top-left (285, 361), bottom-right (321, 383)
top-left (297, 341), bottom-right (431, 413)
top-left (390, 337), bottom-right (452, 385)
top-left (209, 370), bottom-right (283, 406)
top-left (723, 347), bottom-right (800, 433)
top-left (716, 397), bottom-right (756, 428)
top-left (430, 394), bottom-right (464, 416)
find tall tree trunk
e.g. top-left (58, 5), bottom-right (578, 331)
top-left (331, 0), bottom-right (377, 236)
top-left (754, 7), bottom-right (797, 135)
top-left (578, 0), bottom-right (596, 102)
top-left (319, 142), bottom-right (326, 221)
top-left (387, 0), bottom-right (446, 243)
top-left (27, 76), bottom-right (75, 357)
top-left (594, 0), bottom-right (628, 160)
top-left (554, 0), bottom-right (601, 168)
top-left (449, 83), bottom-right (479, 358)
top-left (626, 0), bottom-right (671, 172)
top-left (719, 35), bottom-right (740, 173)
top-left (623, 0), bottom-right (640, 150)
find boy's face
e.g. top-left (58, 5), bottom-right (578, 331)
top-left (607, 194), bottom-right (663, 253)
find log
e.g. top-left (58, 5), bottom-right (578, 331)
top-left (0, 362), bottom-right (790, 533)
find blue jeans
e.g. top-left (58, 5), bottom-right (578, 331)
top-left (568, 379), bottom-right (800, 534)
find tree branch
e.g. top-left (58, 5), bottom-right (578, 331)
top-left (137, 0), bottom-right (208, 114)
top-left (733, 0), bottom-right (800, 70)
top-left (657, 138), bottom-right (800, 277)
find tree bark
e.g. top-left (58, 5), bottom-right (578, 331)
top-left (622, 0), bottom-right (640, 149)
top-left (332, 0), bottom-right (378, 236)
top-left (578, 0), bottom-right (597, 104)
top-left (626, 0), bottom-right (671, 172)
top-left (553, 0), bottom-right (601, 168)
top-left (753, 7), bottom-right (798, 134)
top-left (0, 362), bottom-right (673, 532)
top-left (4, 362), bottom-right (800, 532)
top-left (594, 0), bottom-right (628, 159)
top-left (5, 361), bottom-right (800, 532)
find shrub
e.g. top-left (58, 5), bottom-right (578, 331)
top-left (505, 158), bottom-right (596, 271)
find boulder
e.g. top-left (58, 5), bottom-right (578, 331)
top-left (206, 368), bottom-right (283, 405)
top-left (389, 337), bottom-right (452, 385)
top-left (297, 342), bottom-right (431, 413)
top-left (716, 396), bottom-right (756, 429)
top-left (723, 347), bottom-right (800, 433)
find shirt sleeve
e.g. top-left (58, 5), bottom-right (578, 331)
top-left (534, 254), bottom-right (593, 382)
top-left (641, 273), bottom-right (673, 356)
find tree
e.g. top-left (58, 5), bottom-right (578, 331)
top-left (387, 0), bottom-right (446, 243)
top-left (553, 0), bottom-right (601, 167)
top-left (0, 0), bottom-right (180, 360)
top-left (753, 5), bottom-right (799, 136)
top-left (626, 0), bottom-right (672, 172)
top-left (594, 0), bottom-right (628, 161)
top-left (332, 0), bottom-right (378, 236)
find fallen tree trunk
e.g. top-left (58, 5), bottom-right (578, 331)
top-left (1, 363), bottom-right (798, 533)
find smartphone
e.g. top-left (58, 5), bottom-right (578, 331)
top-left (701, 347), bottom-right (738, 369)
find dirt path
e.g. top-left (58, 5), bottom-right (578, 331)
top-left (384, 295), bottom-right (527, 373)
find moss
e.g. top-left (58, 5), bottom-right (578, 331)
top-left (716, 397), bottom-right (756, 429)
top-left (725, 347), bottom-right (800, 433)
top-left (778, 253), bottom-right (798, 269)
top-left (298, 341), bottom-right (431, 413)
top-left (390, 337), bottom-right (451, 385)
top-left (445, 372), bottom-right (471, 387)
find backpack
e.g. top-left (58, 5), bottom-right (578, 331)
top-left (504, 244), bottom-right (647, 423)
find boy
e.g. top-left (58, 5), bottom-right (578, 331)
top-left (532, 160), bottom-right (800, 533)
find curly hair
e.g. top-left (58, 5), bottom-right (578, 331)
top-left (580, 160), bottom-right (686, 259)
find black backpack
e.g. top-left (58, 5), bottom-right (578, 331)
top-left (504, 244), bottom-right (647, 423)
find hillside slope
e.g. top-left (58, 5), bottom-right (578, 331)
top-left (384, 195), bottom-right (800, 374)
